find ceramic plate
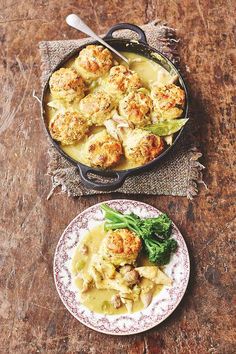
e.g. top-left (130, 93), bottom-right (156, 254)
top-left (54, 199), bottom-right (190, 335)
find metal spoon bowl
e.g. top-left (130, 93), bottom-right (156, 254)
top-left (66, 14), bottom-right (129, 64)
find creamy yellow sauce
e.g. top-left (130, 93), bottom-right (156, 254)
top-left (71, 223), bottom-right (163, 315)
top-left (45, 51), bottom-right (175, 170)
top-left (120, 52), bottom-right (173, 88)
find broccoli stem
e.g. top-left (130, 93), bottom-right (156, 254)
top-left (101, 204), bottom-right (141, 235)
top-left (104, 222), bottom-right (128, 230)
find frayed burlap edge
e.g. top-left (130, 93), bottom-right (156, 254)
top-left (46, 145), bottom-right (205, 200)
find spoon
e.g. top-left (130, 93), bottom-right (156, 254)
top-left (66, 14), bottom-right (129, 64)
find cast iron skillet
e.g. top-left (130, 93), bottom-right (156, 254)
top-left (41, 23), bottom-right (189, 191)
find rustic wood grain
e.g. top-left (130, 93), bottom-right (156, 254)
top-left (0, 0), bottom-right (235, 353)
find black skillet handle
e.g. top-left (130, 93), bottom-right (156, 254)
top-left (77, 164), bottom-right (129, 191)
top-left (105, 23), bottom-right (147, 44)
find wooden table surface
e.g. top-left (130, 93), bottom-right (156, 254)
top-left (1, 0), bottom-right (235, 353)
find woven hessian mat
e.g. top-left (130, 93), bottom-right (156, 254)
top-left (39, 20), bottom-right (204, 199)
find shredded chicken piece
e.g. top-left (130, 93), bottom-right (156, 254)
top-left (135, 266), bottom-right (172, 285)
top-left (80, 244), bottom-right (88, 255)
top-left (140, 289), bottom-right (154, 308)
top-left (120, 293), bottom-right (134, 313)
top-left (123, 269), bottom-right (139, 286)
top-left (111, 294), bottom-right (122, 309)
top-left (119, 265), bottom-right (134, 276)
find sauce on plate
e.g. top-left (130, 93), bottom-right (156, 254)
top-left (71, 223), bottom-right (163, 315)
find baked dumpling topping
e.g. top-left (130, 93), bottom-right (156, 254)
top-left (106, 65), bottom-right (142, 96)
top-left (119, 90), bottom-right (153, 127)
top-left (49, 68), bottom-right (85, 103)
top-left (49, 111), bottom-right (89, 145)
top-left (47, 46), bottom-right (186, 169)
top-left (151, 83), bottom-right (185, 120)
top-left (86, 130), bottom-right (123, 168)
top-left (75, 45), bottom-right (114, 81)
top-left (79, 91), bottom-right (114, 126)
top-left (122, 128), bottom-right (164, 165)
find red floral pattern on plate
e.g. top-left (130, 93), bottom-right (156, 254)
top-left (54, 199), bottom-right (190, 335)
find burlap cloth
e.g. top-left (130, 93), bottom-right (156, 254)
top-left (39, 21), bottom-right (204, 199)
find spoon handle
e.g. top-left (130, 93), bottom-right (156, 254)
top-left (66, 14), bottom-right (129, 63)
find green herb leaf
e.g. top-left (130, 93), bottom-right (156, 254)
top-left (144, 118), bottom-right (189, 136)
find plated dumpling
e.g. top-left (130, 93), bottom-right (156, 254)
top-left (118, 90), bottom-right (153, 127)
top-left (106, 65), bottom-right (142, 97)
top-left (86, 130), bottom-right (123, 168)
top-left (100, 228), bottom-right (142, 266)
top-left (151, 83), bottom-right (185, 120)
top-left (122, 128), bottom-right (164, 165)
top-left (79, 91), bottom-right (114, 126)
top-left (49, 68), bottom-right (85, 103)
top-left (75, 45), bottom-right (114, 81)
top-left (49, 111), bottom-right (89, 145)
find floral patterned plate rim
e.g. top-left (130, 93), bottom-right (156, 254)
top-left (53, 199), bottom-right (190, 335)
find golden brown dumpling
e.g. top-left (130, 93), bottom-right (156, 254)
top-left (151, 83), bottom-right (185, 119)
top-left (106, 65), bottom-right (142, 96)
top-left (75, 45), bottom-right (113, 81)
top-left (86, 130), bottom-right (123, 168)
top-left (100, 228), bottom-right (142, 266)
top-left (49, 68), bottom-right (85, 103)
top-left (49, 111), bottom-right (89, 145)
top-left (122, 128), bottom-right (164, 165)
top-left (79, 91), bottom-right (114, 126)
top-left (119, 90), bottom-right (153, 127)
